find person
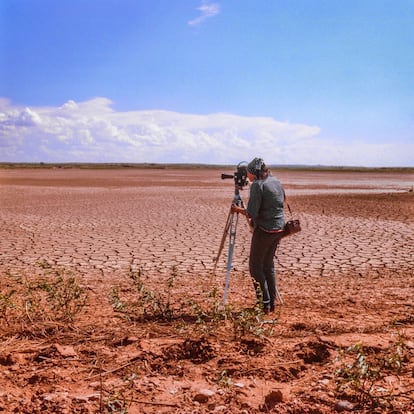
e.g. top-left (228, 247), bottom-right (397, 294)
top-left (231, 157), bottom-right (285, 313)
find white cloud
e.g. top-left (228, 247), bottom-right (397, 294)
top-left (188, 1), bottom-right (220, 27)
top-left (0, 97), bottom-right (412, 166)
top-left (0, 97), bottom-right (320, 164)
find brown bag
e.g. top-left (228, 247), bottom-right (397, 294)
top-left (283, 219), bottom-right (301, 237)
top-left (281, 198), bottom-right (301, 238)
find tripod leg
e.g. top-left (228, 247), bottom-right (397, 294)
top-left (216, 190), bottom-right (245, 305)
top-left (274, 243), bottom-right (283, 305)
top-left (223, 212), bottom-right (239, 305)
top-left (213, 208), bottom-right (232, 272)
top-left (275, 284), bottom-right (283, 305)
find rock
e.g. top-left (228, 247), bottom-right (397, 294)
top-left (127, 336), bottom-right (140, 342)
top-left (261, 389), bottom-right (283, 410)
top-left (42, 392), bottom-right (69, 401)
top-left (335, 400), bottom-right (355, 412)
top-left (193, 388), bottom-right (215, 403)
top-left (54, 343), bottom-right (77, 357)
top-left (72, 393), bottom-right (100, 402)
top-left (88, 381), bottom-right (101, 390)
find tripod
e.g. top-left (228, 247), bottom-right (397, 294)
top-left (214, 185), bottom-right (247, 305)
top-left (214, 187), bottom-right (284, 307)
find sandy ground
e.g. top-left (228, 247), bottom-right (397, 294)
top-left (0, 167), bottom-right (413, 413)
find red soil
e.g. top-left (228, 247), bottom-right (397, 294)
top-left (1, 167), bottom-right (413, 413)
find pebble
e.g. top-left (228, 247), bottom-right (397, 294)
top-left (54, 344), bottom-right (77, 358)
top-left (193, 388), bottom-right (215, 403)
top-left (42, 392), bottom-right (69, 401)
top-left (72, 393), bottom-right (100, 402)
top-left (335, 400), bottom-right (355, 412)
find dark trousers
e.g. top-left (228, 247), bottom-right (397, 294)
top-left (249, 227), bottom-right (282, 310)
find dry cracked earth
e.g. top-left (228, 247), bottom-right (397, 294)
top-left (1, 166), bottom-right (413, 413)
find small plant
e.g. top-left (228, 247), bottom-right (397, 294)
top-left (334, 333), bottom-right (409, 410)
top-left (39, 269), bottom-right (88, 322)
top-left (207, 287), bottom-right (229, 322)
top-left (230, 305), bottom-right (276, 339)
top-left (0, 289), bottom-right (16, 325)
top-left (100, 373), bottom-right (138, 413)
top-left (215, 369), bottom-right (233, 388)
top-left (109, 287), bottom-right (127, 313)
top-left (132, 267), bottom-right (175, 319)
top-left (112, 267), bottom-right (178, 321)
top-left (189, 287), bottom-right (228, 327)
top-left (104, 391), bottom-right (129, 414)
top-left (0, 265), bottom-right (88, 334)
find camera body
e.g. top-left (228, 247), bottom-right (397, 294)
top-left (221, 161), bottom-right (249, 189)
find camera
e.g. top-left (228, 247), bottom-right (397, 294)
top-left (221, 161), bottom-right (249, 189)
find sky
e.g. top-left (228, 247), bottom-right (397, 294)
top-left (1, 0), bottom-right (413, 167)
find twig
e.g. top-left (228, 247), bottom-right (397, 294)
top-left (257, 359), bottom-right (302, 367)
top-left (88, 356), bottom-right (141, 379)
top-left (25, 302), bottom-right (34, 323)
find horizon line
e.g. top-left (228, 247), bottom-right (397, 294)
top-left (1, 162), bottom-right (414, 172)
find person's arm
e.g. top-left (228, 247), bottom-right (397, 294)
top-left (231, 201), bottom-right (254, 232)
top-left (230, 204), bottom-right (249, 216)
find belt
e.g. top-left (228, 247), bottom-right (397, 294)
top-left (259, 226), bottom-right (284, 234)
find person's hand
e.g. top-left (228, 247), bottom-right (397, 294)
top-left (248, 218), bottom-right (254, 232)
top-left (231, 204), bottom-right (246, 215)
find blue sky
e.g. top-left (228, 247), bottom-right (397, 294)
top-left (1, 0), bottom-right (413, 166)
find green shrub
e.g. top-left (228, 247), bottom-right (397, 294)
top-left (334, 333), bottom-right (409, 410)
top-left (0, 265), bottom-right (88, 333)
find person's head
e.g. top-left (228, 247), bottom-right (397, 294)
top-left (247, 157), bottom-right (268, 180)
